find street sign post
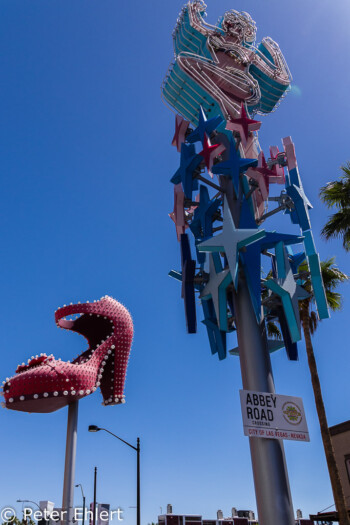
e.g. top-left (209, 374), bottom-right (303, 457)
top-left (240, 390), bottom-right (310, 442)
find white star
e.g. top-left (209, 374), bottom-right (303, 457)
top-left (198, 196), bottom-right (266, 287)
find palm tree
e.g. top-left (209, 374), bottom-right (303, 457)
top-left (2, 517), bottom-right (35, 525)
top-left (320, 163), bottom-right (350, 250)
top-left (298, 257), bottom-right (349, 525)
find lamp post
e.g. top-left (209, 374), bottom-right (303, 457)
top-left (93, 467), bottom-right (97, 525)
top-left (62, 401), bottom-right (79, 525)
top-left (75, 484), bottom-right (85, 525)
top-left (88, 425), bottom-right (140, 525)
top-left (17, 500), bottom-right (41, 524)
top-left (17, 500), bottom-right (41, 510)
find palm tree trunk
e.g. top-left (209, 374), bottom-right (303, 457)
top-left (301, 309), bottom-right (350, 525)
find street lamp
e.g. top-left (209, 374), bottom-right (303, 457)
top-left (75, 484), bottom-right (85, 525)
top-left (88, 426), bottom-right (140, 525)
top-left (17, 500), bottom-right (41, 522)
top-left (88, 425), bottom-right (99, 432)
top-left (17, 500), bottom-right (40, 510)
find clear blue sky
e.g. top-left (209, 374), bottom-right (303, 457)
top-left (1, 0), bottom-right (350, 523)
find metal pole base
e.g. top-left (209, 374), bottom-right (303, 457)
top-left (62, 401), bottom-right (79, 525)
top-left (233, 277), bottom-right (295, 525)
top-left (249, 437), bottom-right (294, 524)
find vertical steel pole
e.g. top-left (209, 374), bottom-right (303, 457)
top-left (62, 401), bottom-right (79, 525)
top-left (136, 438), bottom-right (140, 525)
top-left (93, 467), bottom-right (97, 525)
top-left (82, 496), bottom-right (85, 525)
top-left (233, 275), bottom-right (295, 525)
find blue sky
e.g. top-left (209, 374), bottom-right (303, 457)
top-left (1, 0), bottom-right (350, 523)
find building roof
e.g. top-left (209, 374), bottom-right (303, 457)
top-left (329, 420), bottom-right (350, 436)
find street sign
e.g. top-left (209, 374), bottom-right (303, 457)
top-left (240, 390), bottom-right (310, 442)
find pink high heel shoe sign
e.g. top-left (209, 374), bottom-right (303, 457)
top-left (2, 295), bottom-right (133, 413)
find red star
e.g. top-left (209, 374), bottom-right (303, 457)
top-left (199, 134), bottom-right (225, 174)
top-left (246, 151), bottom-right (275, 201)
top-left (172, 114), bottom-right (190, 153)
top-left (256, 151), bottom-right (274, 176)
top-left (226, 102), bottom-right (261, 147)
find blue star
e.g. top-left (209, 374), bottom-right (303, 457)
top-left (168, 269), bottom-right (203, 292)
top-left (286, 184), bottom-right (312, 232)
top-left (180, 234), bottom-right (197, 334)
top-left (189, 185), bottom-right (222, 241)
top-left (229, 339), bottom-right (285, 357)
top-left (285, 166), bottom-right (313, 232)
top-left (187, 106), bottom-right (223, 145)
top-left (171, 143), bottom-right (203, 200)
top-left (239, 182), bottom-right (257, 228)
top-left (212, 137), bottom-right (258, 197)
top-left (201, 298), bottom-right (227, 361)
top-left (274, 305), bottom-right (299, 361)
top-left (195, 244), bottom-right (206, 267)
top-left (286, 246), bottom-right (306, 274)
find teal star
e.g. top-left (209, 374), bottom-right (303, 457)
top-left (200, 253), bottom-right (232, 331)
top-left (265, 243), bottom-right (309, 343)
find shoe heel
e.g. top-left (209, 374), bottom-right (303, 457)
top-left (99, 334), bottom-right (131, 405)
top-left (55, 296), bottom-right (133, 406)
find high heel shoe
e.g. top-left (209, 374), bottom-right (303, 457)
top-left (1, 296), bottom-right (133, 413)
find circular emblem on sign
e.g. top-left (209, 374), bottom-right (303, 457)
top-left (282, 402), bottom-right (302, 426)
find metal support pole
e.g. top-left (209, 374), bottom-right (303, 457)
top-left (233, 275), bottom-right (295, 525)
top-left (88, 428), bottom-right (139, 525)
top-left (93, 467), bottom-right (97, 525)
top-left (82, 496), bottom-right (85, 525)
top-left (136, 438), bottom-right (140, 525)
top-left (62, 401), bottom-right (79, 525)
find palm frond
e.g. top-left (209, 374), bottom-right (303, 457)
top-left (267, 320), bottom-right (282, 340)
top-left (321, 209), bottom-right (350, 250)
top-left (320, 258), bottom-right (349, 290)
top-left (299, 258), bottom-right (348, 313)
top-left (320, 162), bottom-right (350, 209)
top-left (343, 228), bottom-right (350, 252)
top-left (325, 291), bottom-right (342, 311)
top-left (309, 310), bottom-right (318, 335)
